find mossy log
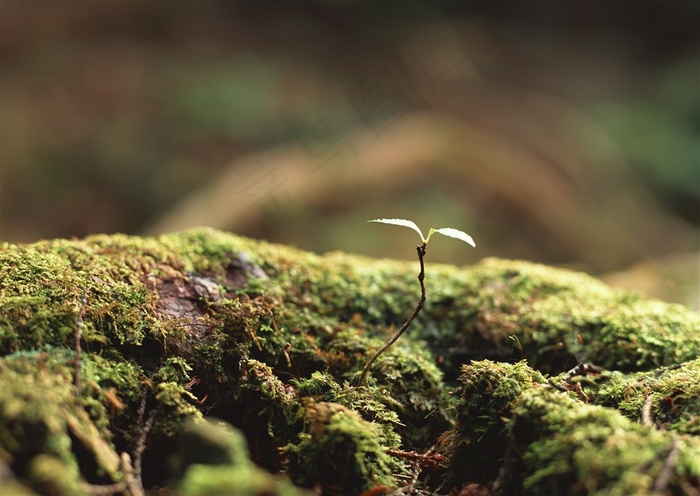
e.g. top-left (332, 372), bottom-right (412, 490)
top-left (1, 227), bottom-right (698, 495)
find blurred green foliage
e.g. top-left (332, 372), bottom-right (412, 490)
top-left (1, 1), bottom-right (698, 303)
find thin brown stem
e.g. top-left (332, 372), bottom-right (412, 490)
top-left (132, 391), bottom-right (156, 490)
top-left (358, 243), bottom-right (427, 387)
top-left (73, 296), bottom-right (87, 390)
top-left (653, 438), bottom-right (679, 494)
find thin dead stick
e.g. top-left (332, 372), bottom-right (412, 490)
top-left (642, 394), bottom-right (654, 428)
top-left (121, 452), bottom-right (144, 496)
top-left (73, 295), bottom-right (88, 389)
top-left (358, 243), bottom-right (427, 387)
top-left (653, 438), bottom-right (680, 494)
top-left (132, 392), bottom-right (156, 490)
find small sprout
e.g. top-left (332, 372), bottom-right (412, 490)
top-left (367, 219), bottom-right (475, 247)
top-left (358, 219), bottom-right (475, 387)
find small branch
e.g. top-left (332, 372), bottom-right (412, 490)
top-left (82, 447), bottom-right (147, 496)
top-left (358, 243), bottom-right (427, 387)
top-left (73, 296), bottom-right (88, 389)
top-left (642, 394), bottom-right (654, 428)
top-left (653, 438), bottom-right (680, 494)
top-left (547, 378), bottom-right (568, 393)
top-left (82, 482), bottom-right (127, 496)
top-left (548, 362), bottom-right (603, 402)
top-left (82, 412), bottom-right (152, 496)
top-left (386, 448), bottom-right (446, 470)
top-left (132, 392), bottom-right (156, 490)
top-left (121, 452), bottom-right (144, 496)
top-left (562, 362), bottom-right (603, 383)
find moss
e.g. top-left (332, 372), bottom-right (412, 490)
top-left (0, 479), bottom-right (35, 496)
top-left (171, 418), bottom-right (310, 496)
top-left (285, 399), bottom-right (406, 495)
top-left (0, 361), bottom-right (77, 475)
top-left (225, 359), bottom-right (301, 470)
top-left (447, 359), bottom-right (700, 494)
top-left (509, 389), bottom-right (700, 495)
top-left (0, 239), bottom-right (161, 354)
top-left (179, 464), bottom-right (308, 496)
top-left (347, 332), bottom-right (454, 450)
top-left (445, 360), bottom-right (547, 486)
top-left (1, 228), bottom-right (699, 494)
top-left (591, 358), bottom-right (700, 435)
top-left (0, 350), bottom-right (121, 492)
top-left (420, 258), bottom-right (700, 375)
top-left (26, 454), bottom-right (85, 496)
top-left (170, 418), bottom-right (253, 477)
top-left (292, 371), bottom-right (404, 449)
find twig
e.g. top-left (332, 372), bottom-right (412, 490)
top-left (386, 448), bottom-right (446, 470)
top-left (548, 362), bottom-right (603, 402)
top-left (387, 463), bottom-right (421, 495)
top-left (81, 451), bottom-right (144, 496)
top-left (547, 378), bottom-right (568, 392)
top-left (82, 482), bottom-right (127, 496)
top-left (73, 296), bottom-right (88, 389)
top-left (653, 438), bottom-right (680, 494)
top-left (562, 362), bottom-right (603, 383)
top-left (132, 392), bottom-right (156, 490)
top-left (384, 447), bottom-right (446, 495)
top-left (642, 394), bottom-right (654, 428)
top-left (358, 243), bottom-right (427, 387)
top-left (121, 452), bottom-right (144, 496)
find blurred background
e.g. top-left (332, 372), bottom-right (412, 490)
top-left (1, 1), bottom-right (698, 308)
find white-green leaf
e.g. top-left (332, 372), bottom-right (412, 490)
top-left (367, 218), bottom-right (426, 242)
top-left (429, 227), bottom-right (476, 247)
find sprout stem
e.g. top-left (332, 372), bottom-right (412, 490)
top-left (358, 242), bottom-right (427, 387)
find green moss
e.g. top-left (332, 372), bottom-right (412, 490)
top-left (348, 332), bottom-right (454, 450)
top-left (293, 371), bottom-right (403, 448)
top-left (0, 355), bottom-right (78, 474)
top-left (446, 360), bottom-right (547, 485)
top-left (228, 359), bottom-right (300, 469)
top-left (447, 359), bottom-right (700, 494)
top-left (420, 258), bottom-right (700, 375)
top-left (509, 389), bottom-right (700, 495)
top-left (172, 418), bottom-right (310, 496)
top-left (592, 358), bottom-right (700, 435)
top-left (286, 399), bottom-right (405, 495)
top-left (179, 464), bottom-right (308, 496)
top-left (1, 228), bottom-right (699, 494)
top-left (26, 454), bottom-right (85, 496)
top-left (0, 350), bottom-right (121, 492)
top-left (171, 418), bottom-right (253, 476)
top-left (0, 238), bottom-right (161, 354)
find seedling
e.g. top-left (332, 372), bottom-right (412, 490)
top-left (358, 218), bottom-right (475, 387)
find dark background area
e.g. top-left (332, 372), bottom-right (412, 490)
top-left (1, 0), bottom-right (698, 307)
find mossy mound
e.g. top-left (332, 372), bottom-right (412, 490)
top-left (446, 360), bottom-right (700, 494)
top-left (1, 227), bottom-right (698, 494)
top-left (172, 418), bottom-right (308, 496)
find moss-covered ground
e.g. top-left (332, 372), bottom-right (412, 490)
top-left (1, 227), bottom-right (698, 495)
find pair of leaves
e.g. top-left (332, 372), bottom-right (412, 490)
top-left (368, 218), bottom-right (475, 247)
